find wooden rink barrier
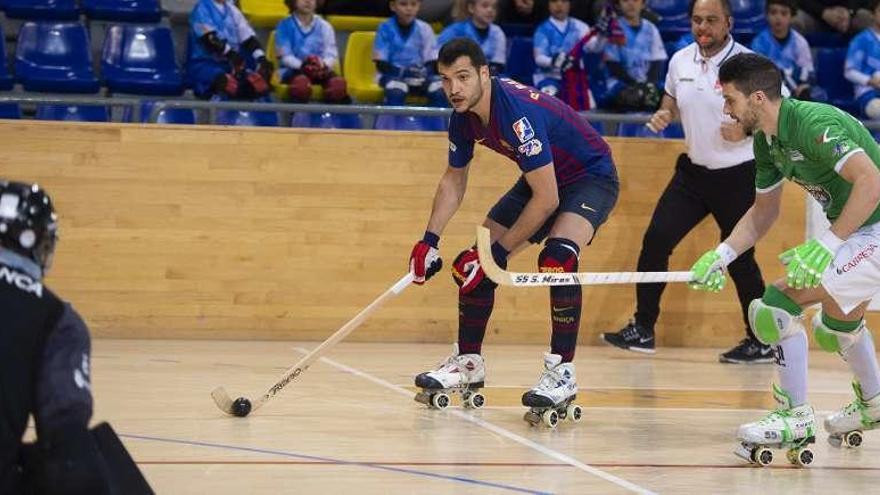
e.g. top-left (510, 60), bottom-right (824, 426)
top-left (1, 120), bottom-right (870, 347)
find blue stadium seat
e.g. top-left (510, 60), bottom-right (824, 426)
top-left (0, 103), bottom-right (21, 119)
top-left (731, 0), bottom-right (766, 37)
top-left (3, 0), bottom-right (79, 20)
top-left (102, 25), bottom-right (183, 96)
top-left (123, 101), bottom-right (196, 124)
top-left (290, 112), bottom-right (362, 129)
top-left (216, 110), bottom-right (279, 126)
top-left (504, 36), bottom-right (536, 86)
top-left (815, 48), bottom-right (855, 113)
top-left (649, 0), bottom-right (690, 38)
top-left (82, 0), bottom-right (162, 23)
top-left (0, 25), bottom-right (13, 91)
top-left (35, 104), bottom-right (110, 122)
top-left (15, 22), bottom-right (101, 93)
top-left (373, 114), bottom-right (447, 131)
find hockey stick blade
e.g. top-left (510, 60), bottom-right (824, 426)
top-left (475, 226), bottom-right (694, 287)
top-left (211, 386), bottom-right (236, 415)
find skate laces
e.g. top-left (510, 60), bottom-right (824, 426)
top-left (536, 366), bottom-right (567, 391)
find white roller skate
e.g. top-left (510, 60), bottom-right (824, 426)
top-left (521, 352), bottom-right (582, 428)
top-left (825, 381), bottom-right (880, 448)
top-left (734, 384), bottom-right (816, 467)
top-left (413, 344), bottom-right (486, 410)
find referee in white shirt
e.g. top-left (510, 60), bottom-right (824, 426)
top-left (602, 0), bottom-right (772, 363)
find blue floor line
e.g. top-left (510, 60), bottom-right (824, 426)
top-left (122, 432), bottom-right (553, 495)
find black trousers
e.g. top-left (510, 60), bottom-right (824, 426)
top-left (634, 153), bottom-right (765, 340)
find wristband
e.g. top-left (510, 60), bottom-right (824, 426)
top-left (715, 242), bottom-right (738, 266)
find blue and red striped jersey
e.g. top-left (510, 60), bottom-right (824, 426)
top-left (448, 77), bottom-right (615, 186)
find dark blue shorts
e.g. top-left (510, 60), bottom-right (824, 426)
top-left (488, 173), bottom-right (619, 244)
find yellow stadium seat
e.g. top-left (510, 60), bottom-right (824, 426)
top-left (343, 31), bottom-right (383, 103)
top-left (239, 0), bottom-right (287, 28)
top-left (326, 15), bottom-right (386, 32)
top-left (343, 30), bottom-right (430, 104)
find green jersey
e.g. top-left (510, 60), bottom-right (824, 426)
top-left (754, 98), bottom-right (880, 227)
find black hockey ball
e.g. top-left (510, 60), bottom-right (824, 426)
top-left (232, 397), bottom-right (252, 417)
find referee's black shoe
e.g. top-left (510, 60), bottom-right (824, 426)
top-left (719, 337), bottom-right (775, 364)
top-left (600, 321), bottom-right (655, 354)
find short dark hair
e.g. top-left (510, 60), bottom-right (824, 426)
top-left (766, 0), bottom-right (797, 15)
top-left (688, 0), bottom-right (732, 17)
top-left (438, 37), bottom-right (488, 69)
top-left (718, 52), bottom-right (783, 100)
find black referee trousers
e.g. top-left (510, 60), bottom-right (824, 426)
top-left (634, 153), bottom-right (765, 340)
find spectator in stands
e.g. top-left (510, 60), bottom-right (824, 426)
top-left (600, 0), bottom-right (667, 112)
top-left (373, 0), bottom-right (446, 106)
top-left (845, 0), bottom-right (880, 119)
top-left (437, 0), bottom-right (507, 75)
top-left (532, 0), bottom-right (607, 99)
top-left (187, 0), bottom-right (274, 100)
top-left (751, 0), bottom-right (821, 101)
top-left (275, 0), bottom-right (350, 103)
top-left (794, 1), bottom-right (874, 35)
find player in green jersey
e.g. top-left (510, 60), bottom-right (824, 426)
top-left (688, 52), bottom-right (880, 467)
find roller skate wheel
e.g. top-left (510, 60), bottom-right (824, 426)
top-left (566, 404), bottom-right (583, 422)
top-left (542, 409), bottom-right (559, 428)
top-left (465, 392), bottom-right (485, 409)
top-left (524, 411), bottom-right (541, 426)
top-left (794, 448), bottom-right (813, 467)
top-left (431, 393), bottom-right (450, 410)
top-left (844, 430), bottom-right (863, 448)
top-left (752, 447), bottom-right (773, 466)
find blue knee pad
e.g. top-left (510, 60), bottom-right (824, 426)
top-left (382, 78), bottom-right (408, 105)
top-left (538, 238), bottom-right (580, 272)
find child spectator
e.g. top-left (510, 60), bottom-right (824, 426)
top-left (532, 0), bottom-right (609, 99)
top-left (437, 0), bottom-right (507, 75)
top-left (373, 0), bottom-right (445, 106)
top-left (845, 0), bottom-right (880, 118)
top-left (187, 0), bottom-right (274, 100)
top-left (601, 0), bottom-right (666, 112)
top-left (751, 0), bottom-right (819, 101)
top-left (275, 0), bottom-right (349, 103)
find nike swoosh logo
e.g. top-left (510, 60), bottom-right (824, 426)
top-left (639, 337), bottom-right (653, 344)
top-left (822, 128), bottom-right (838, 144)
top-left (552, 306), bottom-right (574, 312)
top-left (475, 138), bottom-right (486, 144)
top-left (580, 203), bottom-right (596, 212)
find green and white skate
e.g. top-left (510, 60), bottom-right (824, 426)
top-left (825, 381), bottom-right (880, 448)
top-left (734, 384), bottom-right (816, 467)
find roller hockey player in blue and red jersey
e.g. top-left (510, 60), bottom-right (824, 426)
top-left (407, 37), bottom-right (619, 427)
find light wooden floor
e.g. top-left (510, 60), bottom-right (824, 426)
top-left (86, 340), bottom-right (880, 494)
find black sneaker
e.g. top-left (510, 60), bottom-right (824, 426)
top-left (600, 321), bottom-right (655, 354)
top-left (719, 338), bottom-right (775, 364)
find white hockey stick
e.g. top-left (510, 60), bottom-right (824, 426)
top-left (212, 272), bottom-right (414, 416)
top-left (475, 226), bottom-right (694, 287)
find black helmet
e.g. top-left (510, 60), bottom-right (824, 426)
top-left (0, 181), bottom-right (58, 272)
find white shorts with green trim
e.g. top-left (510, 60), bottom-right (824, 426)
top-left (822, 222), bottom-right (880, 314)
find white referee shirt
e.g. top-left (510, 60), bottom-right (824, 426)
top-left (665, 37), bottom-right (753, 169)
